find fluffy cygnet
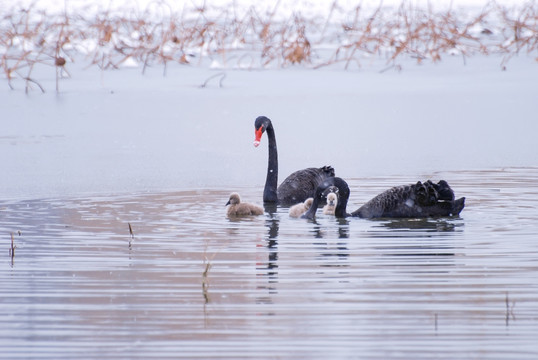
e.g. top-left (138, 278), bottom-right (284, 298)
top-left (289, 198), bottom-right (314, 218)
top-left (322, 192), bottom-right (338, 215)
top-left (226, 193), bottom-right (264, 217)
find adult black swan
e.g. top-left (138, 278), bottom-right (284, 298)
top-left (302, 177), bottom-right (465, 219)
top-left (254, 116), bottom-right (335, 205)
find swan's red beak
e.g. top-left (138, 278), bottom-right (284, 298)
top-left (254, 126), bottom-right (263, 147)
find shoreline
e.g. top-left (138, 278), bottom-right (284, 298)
top-left (2, 0), bottom-right (537, 92)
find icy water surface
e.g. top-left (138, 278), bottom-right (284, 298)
top-left (1, 168), bottom-right (537, 359)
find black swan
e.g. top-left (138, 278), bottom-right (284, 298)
top-left (323, 192), bottom-right (338, 215)
top-left (254, 116), bottom-right (335, 205)
top-left (302, 177), bottom-right (465, 219)
top-left (226, 193), bottom-right (264, 217)
top-left (289, 198), bottom-right (314, 218)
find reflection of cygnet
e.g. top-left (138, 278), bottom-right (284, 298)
top-left (323, 192), bottom-right (338, 215)
top-left (289, 198), bottom-right (314, 218)
top-left (226, 193), bottom-right (264, 217)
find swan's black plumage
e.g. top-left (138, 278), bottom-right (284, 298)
top-left (302, 177), bottom-right (465, 219)
top-left (254, 116), bottom-right (335, 205)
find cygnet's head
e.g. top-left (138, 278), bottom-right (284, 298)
top-left (226, 193), bottom-right (241, 206)
top-left (326, 192), bottom-right (337, 206)
top-left (304, 198), bottom-right (314, 210)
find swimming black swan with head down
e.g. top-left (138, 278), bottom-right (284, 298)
top-left (254, 116), bottom-right (335, 205)
top-left (302, 177), bottom-right (465, 219)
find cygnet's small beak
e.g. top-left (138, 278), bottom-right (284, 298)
top-left (225, 200), bottom-right (231, 206)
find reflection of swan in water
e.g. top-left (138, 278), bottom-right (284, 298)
top-left (226, 193), bottom-right (264, 217)
top-left (254, 116), bottom-right (335, 205)
top-left (255, 218), bottom-right (280, 305)
top-left (310, 218), bottom-right (350, 266)
top-left (303, 177), bottom-right (465, 219)
top-left (289, 198), bottom-right (314, 218)
top-left (362, 218), bottom-right (461, 268)
top-left (376, 218), bottom-right (462, 232)
top-left (323, 192), bottom-right (338, 215)
top-left (310, 218), bottom-right (350, 239)
top-left (317, 241), bottom-right (350, 266)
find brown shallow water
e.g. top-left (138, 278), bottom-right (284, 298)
top-left (1, 168), bottom-right (537, 359)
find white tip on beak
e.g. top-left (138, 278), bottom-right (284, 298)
top-left (253, 140), bottom-right (260, 147)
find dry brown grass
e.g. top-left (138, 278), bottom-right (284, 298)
top-left (1, 0), bottom-right (536, 92)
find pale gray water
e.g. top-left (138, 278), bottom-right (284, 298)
top-left (1, 168), bottom-right (538, 359)
top-left (2, 55), bottom-right (538, 200)
top-left (1, 55), bottom-right (538, 359)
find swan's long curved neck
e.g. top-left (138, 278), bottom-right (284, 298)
top-left (263, 125), bottom-right (279, 203)
top-left (334, 197), bottom-right (349, 218)
top-left (302, 177), bottom-right (351, 219)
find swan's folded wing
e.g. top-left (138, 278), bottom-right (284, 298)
top-left (277, 167), bottom-right (334, 205)
top-left (353, 183), bottom-right (464, 218)
top-left (352, 185), bottom-right (414, 218)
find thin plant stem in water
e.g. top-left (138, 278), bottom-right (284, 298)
top-left (128, 222), bottom-right (135, 251)
top-left (200, 72), bottom-right (226, 88)
top-left (505, 292), bottom-right (516, 326)
top-left (202, 257), bottom-right (211, 304)
top-left (202, 239), bottom-right (223, 305)
top-left (9, 232), bottom-right (16, 267)
top-left (128, 222), bottom-right (134, 239)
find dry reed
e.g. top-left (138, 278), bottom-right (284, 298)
top-left (1, 1), bottom-right (536, 92)
top-left (9, 232), bottom-right (15, 259)
top-left (128, 222), bottom-right (134, 239)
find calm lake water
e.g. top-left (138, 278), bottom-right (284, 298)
top-left (1, 167), bottom-right (537, 359)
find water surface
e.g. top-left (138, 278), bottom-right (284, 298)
top-left (1, 168), bottom-right (537, 359)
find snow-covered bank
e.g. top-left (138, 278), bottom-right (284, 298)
top-left (2, 0), bottom-right (532, 15)
top-left (1, 0), bottom-right (537, 93)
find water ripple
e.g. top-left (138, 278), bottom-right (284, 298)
top-left (1, 168), bottom-right (537, 359)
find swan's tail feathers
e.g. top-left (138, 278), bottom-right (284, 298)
top-left (435, 180), bottom-right (455, 201)
top-left (320, 166), bottom-right (335, 177)
top-left (452, 197), bottom-right (465, 216)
